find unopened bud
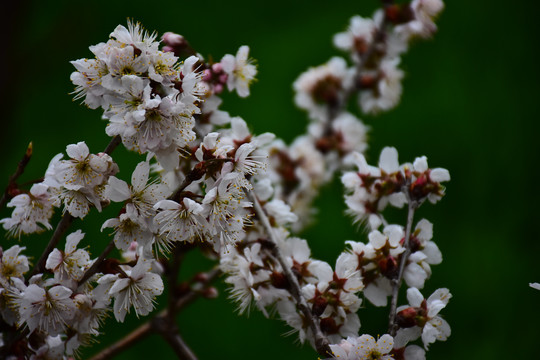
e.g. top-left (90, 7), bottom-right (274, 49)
top-left (270, 271), bottom-right (289, 289)
top-left (312, 295), bottom-right (328, 316)
top-left (379, 255), bottom-right (399, 278)
top-left (218, 73), bottom-right (228, 84)
top-left (202, 69), bottom-right (212, 82)
top-left (203, 287), bottom-right (219, 299)
top-left (162, 32), bottom-right (185, 47)
top-left (213, 83), bottom-right (223, 94)
top-left (193, 272), bottom-right (210, 283)
top-left (176, 282), bottom-right (190, 296)
top-left (396, 307), bottom-right (417, 328)
top-left (26, 142), bottom-right (33, 157)
top-left (211, 62), bottom-right (223, 73)
top-left (320, 317), bottom-right (339, 334)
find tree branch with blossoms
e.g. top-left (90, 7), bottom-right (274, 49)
top-left (0, 1), bottom-right (453, 359)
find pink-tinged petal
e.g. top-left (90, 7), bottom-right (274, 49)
top-left (406, 287), bottom-right (424, 307)
top-left (66, 142), bottom-right (89, 160)
top-left (379, 147), bottom-right (399, 173)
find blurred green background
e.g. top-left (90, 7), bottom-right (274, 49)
top-left (2, 0), bottom-right (539, 358)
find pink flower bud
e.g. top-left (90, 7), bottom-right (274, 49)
top-left (218, 74), bottom-right (228, 84)
top-left (213, 83), bottom-right (223, 94)
top-left (203, 69), bottom-right (212, 82)
top-left (162, 32), bottom-right (185, 47)
top-left (162, 45), bottom-right (175, 53)
top-left (203, 287), bottom-right (219, 299)
top-left (212, 62), bottom-right (223, 73)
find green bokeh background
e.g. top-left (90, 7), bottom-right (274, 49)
top-left (2, 0), bottom-right (539, 358)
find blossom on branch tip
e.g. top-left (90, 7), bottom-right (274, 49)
top-left (107, 258), bottom-right (164, 322)
top-left (221, 45), bottom-right (257, 98)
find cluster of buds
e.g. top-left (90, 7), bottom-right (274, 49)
top-left (221, 233), bottom-right (363, 345)
top-left (342, 147), bottom-right (450, 229)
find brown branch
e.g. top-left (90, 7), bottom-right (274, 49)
top-left (387, 189), bottom-right (418, 336)
top-left (28, 213), bottom-right (74, 277)
top-left (88, 321), bottom-right (152, 360)
top-left (103, 135), bottom-right (122, 155)
top-left (0, 142), bottom-right (33, 209)
top-left (151, 317), bottom-right (197, 360)
top-left (247, 190), bottom-right (331, 357)
top-left (88, 268), bottom-right (220, 360)
top-left (78, 238), bottom-right (116, 285)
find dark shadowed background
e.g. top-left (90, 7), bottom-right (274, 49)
top-left (2, 0), bottom-right (539, 358)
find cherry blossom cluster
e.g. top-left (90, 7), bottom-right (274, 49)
top-left (0, 20), bottom-right (265, 358)
top-left (264, 0), bottom-right (444, 231)
top-left (0, 1), bottom-right (452, 359)
top-left (342, 147), bottom-right (450, 230)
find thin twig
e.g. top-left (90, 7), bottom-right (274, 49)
top-left (247, 190), bottom-right (331, 357)
top-left (103, 135), bottom-right (122, 155)
top-left (0, 142), bottom-right (33, 210)
top-left (167, 245), bottom-right (184, 317)
top-left (29, 213), bottom-right (74, 277)
top-left (88, 321), bottom-right (152, 360)
top-left (88, 268), bottom-right (220, 360)
top-left (387, 193), bottom-right (418, 336)
top-left (79, 239), bottom-right (116, 285)
top-left (151, 317), bottom-right (197, 360)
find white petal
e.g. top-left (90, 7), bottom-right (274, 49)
top-left (406, 287), bottom-right (424, 307)
top-left (430, 168), bottom-right (450, 182)
top-left (379, 147), bottom-right (399, 173)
